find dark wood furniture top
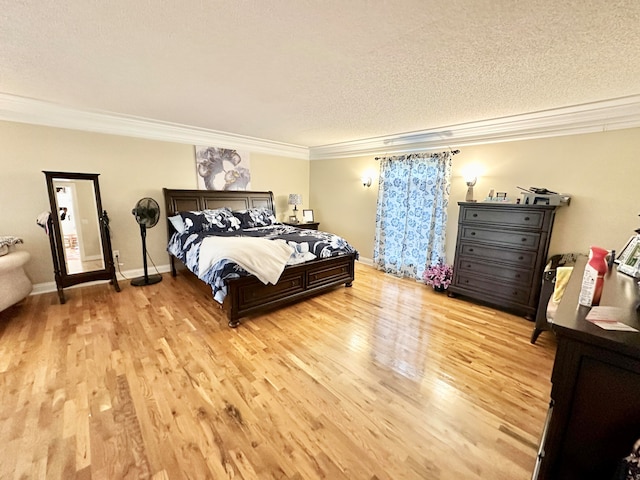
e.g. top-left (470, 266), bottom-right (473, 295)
top-left (533, 256), bottom-right (640, 479)
top-left (449, 202), bottom-right (557, 319)
top-left (162, 188), bottom-right (355, 327)
top-left (283, 221), bottom-right (320, 230)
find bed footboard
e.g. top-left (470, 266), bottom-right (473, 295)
top-left (224, 253), bottom-right (356, 327)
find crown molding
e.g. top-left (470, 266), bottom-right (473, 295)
top-left (3, 93), bottom-right (640, 161)
top-left (0, 93), bottom-right (309, 159)
top-left (309, 95), bottom-right (640, 160)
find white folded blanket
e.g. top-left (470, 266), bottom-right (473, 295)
top-left (198, 236), bottom-right (294, 285)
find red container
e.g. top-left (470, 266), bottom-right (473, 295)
top-left (578, 246), bottom-right (609, 307)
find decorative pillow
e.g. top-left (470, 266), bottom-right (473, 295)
top-left (0, 236), bottom-right (23, 256)
top-left (202, 208), bottom-right (241, 232)
top-left (0, 236), bottom-right (23, 248)
top-left (233, 208), bottom-right (276, 228)
top-left (178, 211), bottom-right (209, 234)
top-left (232, 210), bottom-right (254, 229)
top-left (178, 208), bottom-right (240, 234)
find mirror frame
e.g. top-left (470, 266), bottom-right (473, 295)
top-left (43, 171), bottom-right (120, 303)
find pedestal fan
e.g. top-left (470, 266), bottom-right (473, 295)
top-left (131, 197), bottom-right (162, 286)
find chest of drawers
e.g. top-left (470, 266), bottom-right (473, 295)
top-left (448, 202), bottom-right (557, 319)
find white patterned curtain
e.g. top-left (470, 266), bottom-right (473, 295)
top-left (373, 152), bottom-right (452, 279)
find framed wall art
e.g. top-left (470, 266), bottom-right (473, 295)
top-left (194, 146), bottom-right (251, 190)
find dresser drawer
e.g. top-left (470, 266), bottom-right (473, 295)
top-left (237, 271), bottom-right (304, 308)
top-left (461, 206), bottom-right (547, 229)
top-left (455, 273), bottom-right (531, 305)
top-left (307, 261), bottom-right (352, 288)
top-left (458, 242), bottom-right (537, 268)
top-left (456, 258), bottom-right (534, 286)
top-left (460, 226), bottom-right (541, 250)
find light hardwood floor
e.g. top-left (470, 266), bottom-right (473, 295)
top-left (0, 263), bottom-right (556, 479)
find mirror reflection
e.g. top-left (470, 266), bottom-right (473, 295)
top-left (53, 179), bottom-right (105, 274)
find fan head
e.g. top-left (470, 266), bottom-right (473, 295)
top-left (132, 197), bottom-right (160, 228)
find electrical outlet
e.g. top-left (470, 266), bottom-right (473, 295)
top-left (113, 250), bottom-right (124, 266)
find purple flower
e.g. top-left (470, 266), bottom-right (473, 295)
top-left (423, 261), bottom-right (453, 289)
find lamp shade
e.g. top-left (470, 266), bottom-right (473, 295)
top-left (288, 194), bottom-right (302, 206)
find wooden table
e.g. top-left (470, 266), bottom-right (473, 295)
top-left (533, 256), bottom-right (640, 479)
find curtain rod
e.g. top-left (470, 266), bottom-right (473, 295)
top-left (375, 149), bottom-right (460, 161)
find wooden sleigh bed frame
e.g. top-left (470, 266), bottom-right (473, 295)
top-left (163, 188), bottom-right (356, 327)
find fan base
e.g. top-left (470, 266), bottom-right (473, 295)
top-left (131, 274), bottom-right (163, 287)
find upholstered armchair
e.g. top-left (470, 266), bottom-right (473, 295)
top-left (0, 237), bottom-right (32, 312)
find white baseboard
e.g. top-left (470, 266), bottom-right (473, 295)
top-left (32, 258), bottom-right (372, 295)
top-left (30, 264), bottom-right (172, 295)
top-left (357, 256), bottom-right (373, 266)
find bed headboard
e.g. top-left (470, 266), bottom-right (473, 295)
top-left (163, 188), bottom-right (275, 215)
top-left (163, 188), bottom-right (276, 237)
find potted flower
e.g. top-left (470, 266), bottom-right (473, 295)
top-left (423, 261), bottom-right (453, 292)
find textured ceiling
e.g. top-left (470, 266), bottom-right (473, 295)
top-left (1, 0), bottom-right (639, 147)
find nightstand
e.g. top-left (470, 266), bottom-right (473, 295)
top-left (283, 221), bottom-right (320, 230)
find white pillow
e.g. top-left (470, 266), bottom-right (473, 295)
top-left (168, 215), bottom-right (186, 234)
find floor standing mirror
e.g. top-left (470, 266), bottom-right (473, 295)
top-left (43, 171), bottom-right (120, 303)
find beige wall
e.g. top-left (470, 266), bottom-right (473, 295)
top-left (309, 157), bottom-right (379, 258)
top-left (310, 128), bottom-right (640, 263)
top-left (3, 119), bottom-right (639, 286)
top-left (0, 121), bottom-right (309, 285)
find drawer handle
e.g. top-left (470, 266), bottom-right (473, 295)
top-left (471, 232), bottom-right (476, 236)
top-left (519, 256), bottom-right (524, 260)
top-left (469, 248), bottom-right (474, 252)
top-left (465, 280), bottom-right (469, 284)
top-left (466, 264), bottom-right (471, 268)
top-left (513, 291), bottom-right (519, 296)
top-left (524, 216), bottom-right (530, 221)
top-left (521, 238), bottom-right (527, 242)
top-left (472, 213), bottom-right (478, 217)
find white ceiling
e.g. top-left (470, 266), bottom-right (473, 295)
top-left (1, 0), bottom-right (639, 149)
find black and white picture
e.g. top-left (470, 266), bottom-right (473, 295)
top-left (195, 146), bottom-right (251, 190)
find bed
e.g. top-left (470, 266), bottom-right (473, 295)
top-left (163, 188), bottom-right (357, 327)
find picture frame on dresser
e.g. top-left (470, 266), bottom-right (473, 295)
top-left (302, 209), bottom-right (314, 223)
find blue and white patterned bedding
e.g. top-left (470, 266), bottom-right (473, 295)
top-left (168, 224), bottom-right (358, 304)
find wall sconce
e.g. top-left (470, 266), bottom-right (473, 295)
top-left (361, 175), bottom-right (372, 188)
top-left (464, 174), bottom-right (477, 202)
